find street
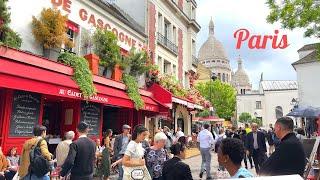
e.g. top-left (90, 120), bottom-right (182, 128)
top-left (109, 151), bottom-right (257, 179)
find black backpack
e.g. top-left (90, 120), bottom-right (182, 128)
top-left (29, 139), bottom-right (50, 177)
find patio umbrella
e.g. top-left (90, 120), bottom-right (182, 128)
top-left (287, 106), bottom-right (320, 118)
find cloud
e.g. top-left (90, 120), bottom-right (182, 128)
top-left (196, 0), bottom-right (318, 89)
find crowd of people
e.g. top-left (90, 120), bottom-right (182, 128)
top-left (0, 116), bottom-right (312, 180)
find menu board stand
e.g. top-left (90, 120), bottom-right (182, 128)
top-left (80, 102), bottom-right (101, 136)
top-left (304, 137), bottom-right (320, 179)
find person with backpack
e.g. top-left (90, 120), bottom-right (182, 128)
top-left (19, 125), bottom-right (53, 180)
top-left (60, 122), bottom-right (96, 180)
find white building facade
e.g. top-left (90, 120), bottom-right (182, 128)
top-left (237, 80), bottom-right (298, 127)
top-left (292, 43), bottom-right (320, 108)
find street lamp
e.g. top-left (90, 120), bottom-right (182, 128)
top-left (209, 72), bottom-right (217, 116)
top-left (290, 98), bottom-right (299, 108)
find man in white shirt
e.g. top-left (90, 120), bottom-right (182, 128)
top-left (175, 127), bottom-right (185, 140)
top-left (197, 124), bottom-right (214, 179)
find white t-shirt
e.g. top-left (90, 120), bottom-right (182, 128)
top-left (123, 141), bottom-right (148, 178)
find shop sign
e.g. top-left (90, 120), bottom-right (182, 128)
top-left (144, 105), bottom-right (155, 111)
top-left (51, 0), bottom-right (146, 50)
top-left (58, 88), bottom-right (108, 103)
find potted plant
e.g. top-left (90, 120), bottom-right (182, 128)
top-left (32, 8), bottom-right (73, 61)
top-left (93, 29), bottom-right (120, 78)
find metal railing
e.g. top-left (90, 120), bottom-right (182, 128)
top-left (157, 32), bottom-right (178, 55)
top-left (192, 55), bottom-right (198, 67)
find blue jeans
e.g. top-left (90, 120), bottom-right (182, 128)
top-left (22, 174), bottom-right (50, 180)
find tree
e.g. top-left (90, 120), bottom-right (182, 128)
top-left (252, 117), bottom-right (263, 127)
top-left (239, 112), bottom-right (252, 123)
top-left (266, 0), bottom-right (320, 38)
top-left (196, 80), bottom-right (236, 120)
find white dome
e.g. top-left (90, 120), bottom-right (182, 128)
top-left (233, 56), bottom-right (251, 87)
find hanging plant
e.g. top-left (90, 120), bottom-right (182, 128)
top-left (58, 52), bottom-right (97, 99)
top-left (31, 8), bottom-right (73, 49)
top-left (126, 48), bottom-right (151, 77)
top-left (196, 109), bottom-right (210, 117)
top-left (122, 73), bottom-right (144, 110)
top-left (0, 0), bottom-right (22, 48)
top-left (93, 29), bottom-right (120, 69)
top-left (159, 74), bottom-right (187, 97)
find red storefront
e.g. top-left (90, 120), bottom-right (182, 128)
top-left (0, 46), bottom-right (168, 154)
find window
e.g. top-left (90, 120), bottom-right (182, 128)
top-left (158, 13), bottom-right (163, 34)
top-left (217, 60), bottom-right (220, 63)
top-left (66, 28), bottom-right (75, 52)
top-left (191, 6), bottom-right (196, 19)
top-left (192, 39), bottom-right (196, 56)
top-left (164, 20), bottom-right (171, 39)
top-left (158, 56), bottom-right (163, 73)
top-left (173, 65), bottom-right (176, 76)
top-left (275, 106), bottom-right (283, 119)
top-left (173, 26), bottom-right (177, 44)
top-left (164, 60), bottom-right (171, 74)
top-left (256, 101), bottom-right (262, 109)
top-left (222, 73), bottom-right (225, 82)
top-left (240, 89), bottom-right (246, 95)
top-left (218, 73), bottom-right (221, 80)
top-left (206, 60), bottom-right (210, 64)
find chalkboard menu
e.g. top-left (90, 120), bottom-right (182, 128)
top-left (10, 90), bottom-right (41, 137)
top-left (80, 102), bottom-right (101, 136)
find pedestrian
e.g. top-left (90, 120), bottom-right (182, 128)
top-left (0, 146), bottom-right (8, 180)
top-left (175, 127), bottom-right (185, 142)
top-left (230, 127), bottom-right (240, 139)
top-left (266, 127), bottom-right (275, 155)
top-left (60, 122), bottom-right (96, 180)
top-left (145, 132), bottom-right (169, 180)
top-left (245, 123), bottom-right (267, 174)
top-left (56, 131), bottom-right (75, 167)
top-left (113, 124), bottom-right (131, 180)
top-left (260, 117), bottom-right (306, 176)
top-left (122, 125), bottom-right (151, 180)
top-left (245, 123), bottom-right (252, 134)
top-left (197, 124), bottom-right (214, 180)
top-left (296, 128), bottom-right (306, 141)
top-left (239, 129), bottom-right (253, 169)
top-left (217, 138), bottom-right (254, 178)
top-left (4, 147), bottom-right (19, 180)
top-left (162, 142), bottom-right (192, 180)
top-left (99, 129), bottom-right (113, 180)
top-left (19, 125), bottom-right (53, 180)
top-left (163, 126), bottom-right (173, 152)
top-left (96, 139), bottom-right (104, 153)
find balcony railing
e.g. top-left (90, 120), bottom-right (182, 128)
top-left (157, 32), bottom-right (178, 55)
top-left (192, 55), bottom-right (198, 67)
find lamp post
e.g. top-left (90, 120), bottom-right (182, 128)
top-left (209, 72), bottom-right (217, 116)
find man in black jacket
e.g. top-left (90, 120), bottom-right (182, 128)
top-left (260, 117), bottom-right (306, 176)
top-left (246, 123), bottom-right (267, 173)
top-left (60, 122), bottom-right (96, 180)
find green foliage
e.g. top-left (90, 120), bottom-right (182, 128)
top-left (122, 73), bottom-right (144, 110)
top-left (252, 117), bottom-right (263, 127)
top-left (58, 52), bottom-right (97, 99)
top-left (196, 109), bottom-right (210, 117)
top-left (239, 112), bottom-right (252, 123)
top-left (0, 0), bottom-right (22, 48)
top-left (126, 48), bottom-right (151, 77)
top-left (159, 74), bottom-right (187, 97)
top-left (266, 0), bottom-right (320, 60)
top-left (93, 29), bottom-right (121, 69)
top-left (196, 80), bottom-right (236, 119)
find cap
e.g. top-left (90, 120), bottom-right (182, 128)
top-left (122, 124), bottom-right (131, 129)
top-left (77, 122), bottom-right (89, 132)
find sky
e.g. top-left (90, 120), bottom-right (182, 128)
top-left (196, 0), bottom-right (318, 89)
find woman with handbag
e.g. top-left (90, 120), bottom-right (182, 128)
top-left (122, 125), bottom-right (151, 180)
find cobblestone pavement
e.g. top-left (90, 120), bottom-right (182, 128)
top-left (108, 151), bottom-right (257, 180)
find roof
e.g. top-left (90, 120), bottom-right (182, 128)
top-left (297, 43), bottom-right (320, 52)
top-left (292, 50), bottom-right (318, 66)
top-left (260, 80), bottom-right (298, 91)
top-left (92, 0), bottom-right (147, 38)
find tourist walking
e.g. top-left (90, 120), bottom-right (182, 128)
top-left (197, 124), bottom-right (214, 179)
top-left (122, 125), bottom-right (151, 180)
top-left (217, 138), bottom-right (253, 178)
top-left (260, 117), bottom-right (306, 176)
top-left (56, 131), bottom-right (75, 167)
top-left (162, 142), bottom-right (192, 180)
top-left (60, 122), bottom-right (96, 180)
top-left (19, 125), bottom-right (53, 180)
top-left (175, 127), bottom-right (185, 142)
top-left (99, 129), bottom-right (113, 180)
top-left (5, 147), bottom-right (20, 180)
top-left (239, 129), bottom-right (253, 169)
top-left (145, 132), bottom-right (169, 180)
top-left (266, 127), bottom-right (275, 155)
top-left (113, 124), bottom-right (131, 180)
top-left (163, 126), bottom-right (173, 152)
top-left (246, 123), bottom-right (267, 174)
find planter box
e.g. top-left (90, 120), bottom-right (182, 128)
top-left (112, 64), bottom-right (123, 81)
top-left (84, 53), bottom-right (99, 75)
top-left (43, 48), bottom-right (60, 61)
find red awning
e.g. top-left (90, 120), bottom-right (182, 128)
top-left (0, 46), bottom-right (168, 113)
top-left (66, 21), bottom-right (79, 33)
